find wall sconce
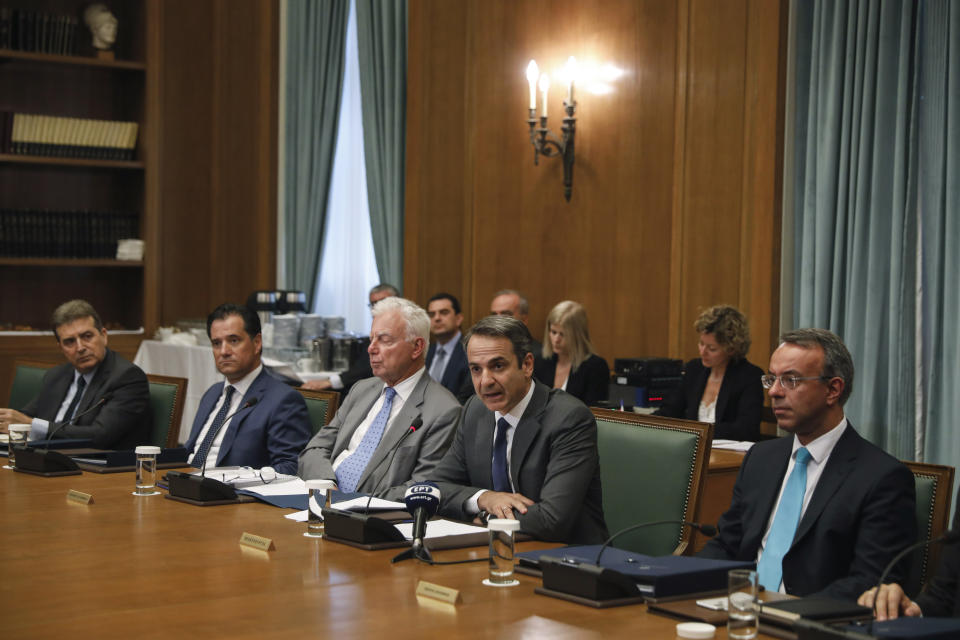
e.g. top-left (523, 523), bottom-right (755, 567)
top-left (526, 57), bottom-right (577, 201)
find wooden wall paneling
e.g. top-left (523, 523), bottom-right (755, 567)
top-left (143, 0), bottom-right (163, 334)
top-left (405, 0), bottom-right (785, 367)
top-left (404, 2), bottom-right (470, 310)
top-left (158, 0), bottom-right (278, 325)
top-left (738, 0), bottom-right (787, 368)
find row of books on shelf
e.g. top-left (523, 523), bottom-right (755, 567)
top-left (1, 112), bottom-right (139, 161)
top-left (0, 208), bottom-right (140, 260)
top-left (0, 7), bottom-right (80, 56)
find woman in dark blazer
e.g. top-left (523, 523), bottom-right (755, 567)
top-left (655, 305), bottom-right (763, 441)
top-left (534, 300), bottom-right (609, 407)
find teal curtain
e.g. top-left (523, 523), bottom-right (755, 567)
top-left (918, 2), bottom-right (960, 468)
top-left (284, 1), bottom-right (350, 305)
top-left (792, 0), bottom-right (959, 469)
top-left (355, 0), bottom-right (407, 291)
top-left (792, 0), bottom-right (919, 456)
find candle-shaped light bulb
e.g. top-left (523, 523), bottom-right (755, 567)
top-left (525, 60), bottom-right (539, 110)
top-left (565, 56), bottom-right (577, 104)
top-left (539, 73), bottom-right (550, 118)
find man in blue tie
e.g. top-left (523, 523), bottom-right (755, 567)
top-left (698, 329), bottom-right (916, 600)
top-left (298, 297), bottom-right (461, 500)
top-left (184, 304), bottom-right (311, 476)
top-left (425, 292), bottom-right (472, 403)
top-left (0, 299), bottom-right (151, 449)
top-left (430, 315), bottom-right (608, 544)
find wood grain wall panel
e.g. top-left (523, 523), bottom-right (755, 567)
top-left (158, 0), bottom-right (278, 325)
top-left (404, 0), bottom-right (786, 368)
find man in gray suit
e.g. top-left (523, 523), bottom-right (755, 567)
top-left (431, 316), bottom-right (608, 544)
top-left (298, 297), bottom-right (461, 501)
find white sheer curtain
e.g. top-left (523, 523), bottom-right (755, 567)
top-left (312, 0), bottom-right (381, 333)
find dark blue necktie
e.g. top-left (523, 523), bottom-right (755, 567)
top-left (492, 417), bottom-right (511, 492)
top-left (191, 386), bottom-right (235, 467)
top-left (62, 375), bottom-right (87, 422)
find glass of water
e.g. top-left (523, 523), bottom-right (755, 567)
top-left (5, 424), bottom-right (31, 469)
top-left (728, 569), bottom-right (759, 639)
top-left (484, 518), bottom-right (521, 587)
top-left (133, 446), bottom-right (161, 496)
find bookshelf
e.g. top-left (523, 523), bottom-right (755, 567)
top-left (0, 0), bottom-right (157, 332)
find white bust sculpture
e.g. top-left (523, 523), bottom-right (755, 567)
top-left (83, 3), bottom-right (118, 51)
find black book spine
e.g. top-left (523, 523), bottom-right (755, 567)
top-left (0, 8), bottom-right (11, 49)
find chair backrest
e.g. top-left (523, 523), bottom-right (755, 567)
top-left (296, 387), bottom-right (340, 435)
top-left (592, 408), bottom-right (713, 556)
top-left (7, 360), bottom-right (56, 411)
top-left (902, 460), bottom-right (955, 595)
top-left (146, 374), bottom-right (187, 448)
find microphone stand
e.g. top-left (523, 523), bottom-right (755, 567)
top-left (14, 396), bottom-right (110, 475)
top-left (166, 398), bottom-right (258, 504)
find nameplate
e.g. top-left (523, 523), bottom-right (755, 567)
top-left (66, 489), bottom-right (94, 505)
top-left (416, 580), bottom-right (460, 605)
top-left (239, 532), bottom-right (276, 551)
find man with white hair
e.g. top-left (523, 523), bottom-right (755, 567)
top-left (298, 297), bottom-right (461, 500)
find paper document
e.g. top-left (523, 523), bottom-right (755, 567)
top-left (711, 440), bottom-right (755, 452)
top-left (192, 467), bottom-right (301, 491)
top-left (332, 496), bottom-right (406, 511)
top-left (394, 519), bottom-right (488, 540)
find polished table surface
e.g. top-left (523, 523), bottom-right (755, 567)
top-left (2, 468), bottom-right (770, 639)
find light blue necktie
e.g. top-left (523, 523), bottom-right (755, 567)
top-left (429, 346), bottom-right (447, 382)
top-left (757, 447), bottom-right (812, 591)
top-left (336, 387), bottom-right (397, 493)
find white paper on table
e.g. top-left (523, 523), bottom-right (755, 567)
top-left (394, 519), bottom-right (488, 541)
top-left (285, 509), bottom-right (309, 522)
top-left (711, 439), bottom-right (755, 452)
top-left (332, 496), bottom-right (406, 511)
top-left (239, 477), bottom-right (307, 497)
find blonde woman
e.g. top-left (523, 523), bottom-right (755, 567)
top-left (655, 305), bottom-right (763, 441)
top-left (535, 301), bottom-right (609, 406)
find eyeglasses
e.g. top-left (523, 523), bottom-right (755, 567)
top-left (760, 374), bottom-right (832, 390)
top-left (221, 466), bottom-right (277, 486)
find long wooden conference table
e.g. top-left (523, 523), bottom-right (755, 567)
top-left (2, 467), bottom-right (771, 639)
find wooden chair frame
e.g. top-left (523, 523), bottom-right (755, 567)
top-left (903, 460), bottom-right (955, 592)
top-left (295, 387), bottom-right (341, 431)
top-left (146, 373), bottom-right (187, 449)
top-left (591, 408), bottom-right (714, 555)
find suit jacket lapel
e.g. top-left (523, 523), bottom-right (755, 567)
top-left (441, 343), bottom-right (466, 389)
top-left (77, 350), bottom-right (113, 418)
top-left (217, 370), bottom-right (267, 464)
top-left (743, 437), bottom-right (792, 552)
top-left (358, 375), bottom-right (427, 487)
top-left (509, 382), bottom-right (548, 490)
top-left (792, 426), bottom-right (858, 544)
top-left (715, 360), bottom-right (737, 422)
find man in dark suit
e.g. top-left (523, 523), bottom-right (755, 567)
top-left (860, 499), bottom-right (960, 619)
top-left (431, 315), bottom-right (608, 544)
top-left (299, 297), bottom-right (461, 500)
top-left (185, 303), bottom-right (311, 476)
top-left (0, 299), bottom-right (151, 450)
top-left (425, 292), bottom-right (472, 403)
top-left (699, 328), bottom-right (916, 600)
top-left (302, 283), bottom-right (397, 395)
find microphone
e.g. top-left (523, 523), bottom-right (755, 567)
top-left (363, 415), bottom-right (423, 515)
top-left (12, 394), bottom-right (112, 475)
top-left (868, 529), bottom-right (960, 627)
top-left (44, 394), bottom-right (112, 446)
top-left (595, 520), bottom-right (717, 565)
top-left (167, 397), bottom-right (259, 504)
top-left (197, 397), bottom-right (259, 475)
top-left (391, 481), bottom-right (441, 564)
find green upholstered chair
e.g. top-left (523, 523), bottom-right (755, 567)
top-left (902, 461), bottom-right (955, 596)
top-left (296, 388), bottom-right (340, 435)
top-left (7, 360), bottom-right (56, 411)
top-left (146, 374), bottom-right (187, 448)
top-left (592, 409), bottom-right (713, 556)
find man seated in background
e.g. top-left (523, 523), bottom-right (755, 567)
top-left (431, 315), bottom-right (608, 544)
top-left (698, 328), bottom-right (916, 600)
top-left (302, 283), bottom-right (398, 395)
top-left (185, 303), bottom-right (311, 476)
top-left (299, 297), bottom-right (460, 500)
top-left (0, 299), bottom-right (151, 449)
top-left (425, 292), bottom-right (472, 403)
